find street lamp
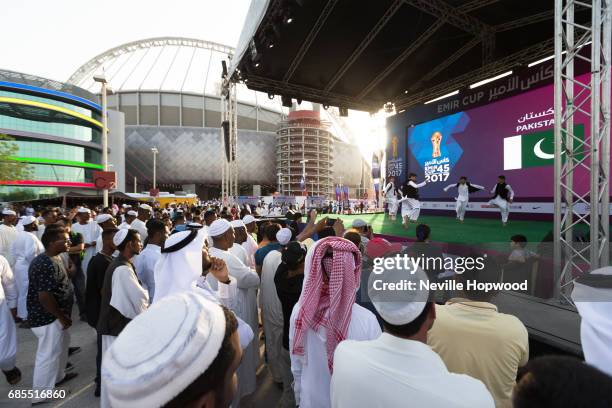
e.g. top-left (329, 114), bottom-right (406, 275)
top-left (151, 147), bottom-right (159, 191)
top-left (94, 74), bottom-right (111, 206)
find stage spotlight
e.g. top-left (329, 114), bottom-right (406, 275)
top-left (285, 17), bottom-right (293, 24)
top-left (269, 43), bottom-right (274, 48)
top-left (297, 98), bottom-right (302, 105)
top-left (281, 95), bottom-right (292, 107)
top-left (255, 62), bottom-right (261, 68)
top-left (221, 61), bottom-right (228, 78)
top-left (339, 107), bottom-right (349, 117)
top-left (268, 93), bottom-right (275, 100)
top-left (323, 104), bottom-right (329, 110)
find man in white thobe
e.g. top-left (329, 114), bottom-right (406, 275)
top-left (290, 238), bottom-right (381, 408)
top-left (399, 173), bottom-right (427, 226)
top-left (130, 204), bottom-right (152, 241)
top-left (0, 255), bottom-right (20, 384)
top-left (207, 219), bottom-right (260, 402)
top-left (488, 175), bottom-right (514, 225)
top-left (94, 214), bottom-right (117, 253)
top-left (117, 210), bottom-right (137, 230)
top-left (259, 228), bottom-right (288, 385)
top-left (242, 215), bottom-right (259, 262)
top-left (231, 219), bottom-right (256, 268)
top-left (443, 176), bottom-right (485, 222)
top-left (134, 219), bottom-right (168, 302)
top-left (35, 208), bottom-right (58, 241)
top-left (71, 207), bottom-right (99, 278)
top-left (10, 216), bottom-right (44, 321)
top-left (0, 209), bottom-right (18, 267)
top-left (331, 262), bottom-right (494, 408)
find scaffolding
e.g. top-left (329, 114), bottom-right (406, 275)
top-left (221, 76), bottom-right (238, 204)
top-left (554, 0), bottom-right (611, 301)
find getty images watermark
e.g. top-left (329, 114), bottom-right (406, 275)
top-left (369, 253), bottom-right (529, 293)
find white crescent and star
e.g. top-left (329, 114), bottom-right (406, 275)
top-left (534, 138), bottom-right (556, 159)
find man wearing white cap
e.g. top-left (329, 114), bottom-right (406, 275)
top-left (71, 207), bottom-right (98, 277)
top-left (134, 219), bottom-right (168, 302)
top-left (36, 208), bottom-right (58, 241)
top-left (10, 216), bottom-right (44, 322)
top-left (208, 219), bottom-right (260, 402)
top-left (0, 254), bottom-right (21, 385)
top-left (130, 204), bottom-right (152, 241)
top-left (94, 213), bottom-right (117, 254)
top-left (242, 214), bottom-right (259, 257)
top-left (103, 292), bottom-right (243, 408)
top-left (97, 228), bottom-right (148, 406)
top-left (330, 260), bottom-right (494, 408)
top-left (0, 210), bottom-right (18, 267)
top-left (118, 210), bottom-right (137, 230)
top-left (230, 220), bottom-right (251, 267)
top-left (571, 266), bottom-right (612, 377)
top-left (259, 227), bottom-right (292, 386)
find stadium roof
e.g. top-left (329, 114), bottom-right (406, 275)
top-left (230, 0), bottom-right (590, 112)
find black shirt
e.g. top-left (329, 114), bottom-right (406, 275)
top-left (86, 252), bottom-right (113, 328)
top-left (274, 263), bottom-right (304, 350)
top-left (68, 231), bottom-right (84, 272)
top-left (27, 254), bottom-right (74, 328)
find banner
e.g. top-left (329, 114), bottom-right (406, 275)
top-left (371, 152), bottom-right (381, 179)
top-left (272, 195), bottom-right (296, 206)
top-left (236, 196), bottom-right (259, 206)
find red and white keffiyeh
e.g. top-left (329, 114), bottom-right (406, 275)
top-left (292, 237), bottom-right (362, 372)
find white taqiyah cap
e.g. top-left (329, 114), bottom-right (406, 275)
top-left (77, 207), bottom-right (91, 214)
top-left (242, 214), bottom-right (256, 224)
top-left (96, 214), bottom-right (113, 224)
top-left (127, 210), bottom-right (138, 216)
top-left (113, 228), bottom-right (129, 247)
top-left (230, 220), bottom-right (245, 229)
top-left (139, 203), bottom-right (153, 211)
top-left (21, 215), bottom-right (37, 226)
top-left (352, 218), bottom-right (368, 228)
top-left (1, 209), bottom-right (16, 216)
top-left (369, 260), bottom-right (430, 325)
top-left (122, 204), bottom-right (131, 208)
top-left (208, 219), bottom-right (231, 237)
top-left (276, 228), bottom-right (292, 245)
top-left (103, 291), bottom-right (226, 408)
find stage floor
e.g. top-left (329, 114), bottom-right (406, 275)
top-left (318, 212), bottom-right (553, 244)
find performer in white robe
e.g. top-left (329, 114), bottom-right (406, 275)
top-left (10, 216), bottom-right (44, 320)
top-left (488, 175), bottom-right (514, 225)
top-left (399, 173), bottom-right (427, 226)
top-left (443, 176), bottom-right (485, 222)
top-left (290, 237), bottom-right (381, 408)
top-left (383, 177), bottom-right (399, 220)
top-left (0, 210), bottom-right (18, 267)
top-left (207, 219), bottom-right (260, 401)
top-left (0, 255), bottom-right (20, 384)
top-left (71, 207), bottom-right (99, 278)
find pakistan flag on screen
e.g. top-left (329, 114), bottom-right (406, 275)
top-left (504, 125), bottom-right (584, 170)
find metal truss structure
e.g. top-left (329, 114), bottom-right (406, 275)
top-left (221, 75), bottom-right (238, 204)
top-left (554, 0), bottom-right (611, 301)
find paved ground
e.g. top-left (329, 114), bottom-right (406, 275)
top-left (0, 314), bottom-right (280, 407)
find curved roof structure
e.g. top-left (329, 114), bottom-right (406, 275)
top-left (67, 36), bottom-right (285, 113)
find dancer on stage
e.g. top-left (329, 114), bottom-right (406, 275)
top-left (399, 173), bottom-right (426, 227)
top-left (383, 176), bottom-right (400, 221)
top-left (443, 176), bottom-right (485, 222)
top-left (488, 175), bottom-right (514, 226)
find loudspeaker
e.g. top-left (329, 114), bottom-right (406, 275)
top-left (222, 120), bottom-right (230, 162)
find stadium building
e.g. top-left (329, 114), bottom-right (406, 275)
top-left (68, 37), bottom-right (370, 199)
top-left (0, 69), bottom-right (125, 202)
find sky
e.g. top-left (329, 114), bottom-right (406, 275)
top-left (1, 0), bottom-right (251, 83)
top-left (1, 0), bottom-right (386, 159)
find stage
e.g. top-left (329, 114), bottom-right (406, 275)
top-left (319, 212), bottom-right (553, 244)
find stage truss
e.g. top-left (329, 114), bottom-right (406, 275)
top-left (221, 73), bottom-right (239, 205)
top-left (554, 0), bottom-right (611, 302)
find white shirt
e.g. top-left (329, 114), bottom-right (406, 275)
top-left (134, 244), bottom-right (161, 302)
top-left (409, 180), bottom-right (427, 189)
top-left (0, 255), bottom-right (17, 308)
top-left (289, 303), bottom-right (382, 408)
top-left (110, 265), bottom-right (149, 320)
top-left (72, 220), bottom-right (100, 246)
top-left (130, 218), bottom-right (148, 241)
top-left (260, 250), bottom-right (283, 324)
top-left (0, 224), bottom-right (18, 266)
top-left (117, 221), bottom-right (131, 230)
top-left (241, 234), bottom-right (258, 269)
top-left (230, 243), bottom-right (248, 266)
top-left (331, 333), bottom-right (494, 408)
top-left (444, 183), bottom-right (485, 202)
top-left (383, 182), bottom-right (396, 199)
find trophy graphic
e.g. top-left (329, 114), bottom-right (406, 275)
top-left (431, 131), bottom-right (442, 158)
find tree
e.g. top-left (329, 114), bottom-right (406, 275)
top-left (0, 134), bottom-right (32, 182)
